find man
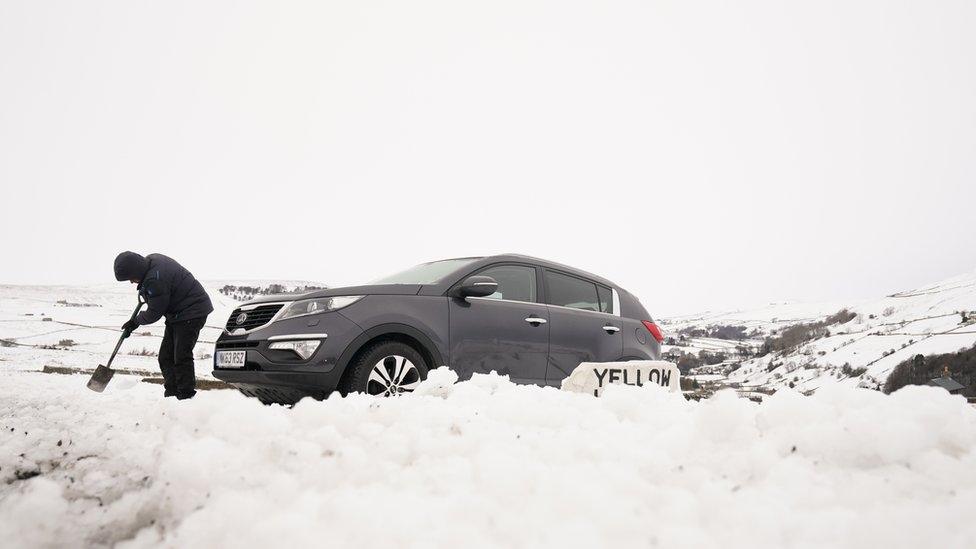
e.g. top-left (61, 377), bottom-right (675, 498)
top-left (114, 251), bottom-right (214, 400)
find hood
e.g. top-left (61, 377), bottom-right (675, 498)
top-left (114, 251), bottom-right (149, 282)
top-left (239, 284), bottom-right (423, 306)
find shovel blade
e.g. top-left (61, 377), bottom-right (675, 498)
top-left (87, 365), bottom-right (115, 392)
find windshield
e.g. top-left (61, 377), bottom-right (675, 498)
top-left (370, 258), bottom-right (481, 285)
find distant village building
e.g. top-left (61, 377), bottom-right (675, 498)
top-left (927, 366), bottom-right (966, 395)
top-left (927, 377), bottom-right (965, 394)
top-left (663, 349), bottom-right (683, 361)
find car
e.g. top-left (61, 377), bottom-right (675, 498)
top-left (212, 254), bottom-right (665, 404)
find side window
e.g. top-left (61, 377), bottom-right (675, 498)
top-left (597, 285), bottom-right (613, 314)
top-left (478, 265), bottom-right (537, 302)
top-left (545, 271), bottom-right (600, 312)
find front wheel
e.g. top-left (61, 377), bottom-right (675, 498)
top-left (339, 341), bottom-right (428, 397)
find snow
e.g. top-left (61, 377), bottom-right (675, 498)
top-left (688, 373), bottom-right (726, 382)
top-left (3, 279), bottom-right (976, 546)
top-left (2, 368), bottom-right (975, 548)
top-left (662, 300), bottom-right (849, 333)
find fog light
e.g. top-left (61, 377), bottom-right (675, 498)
top-left (268, 340), bottom-right (321, 360)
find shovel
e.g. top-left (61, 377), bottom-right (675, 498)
top-left (87, 297), bottom-right (145, 392)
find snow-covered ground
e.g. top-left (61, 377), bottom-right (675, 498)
top-left (1, 368), bottom-right (975, 548)
top-left (3, 279), bottom-right (976, 547)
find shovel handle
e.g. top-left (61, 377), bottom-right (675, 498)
top-left (106, 297), bottom-right (146, 369)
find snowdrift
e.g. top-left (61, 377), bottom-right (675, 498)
top-left (1, 368), bottom-right (975, 548)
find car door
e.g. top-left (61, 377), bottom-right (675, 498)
top-left (448, 264), bottom-right (550, 385)
top-left (544, 269), bottom-right (623, 386)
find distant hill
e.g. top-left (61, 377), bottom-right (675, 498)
top-left (216, 283), bottom-right (327, 302)
top-left (662, 270), bottom-right (976, 396)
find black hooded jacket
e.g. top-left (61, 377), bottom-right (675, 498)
top-left (114, 252), bottom-right (214, 325)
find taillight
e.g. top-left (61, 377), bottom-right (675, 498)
top-left (642, 320), bottom-right (665, 343)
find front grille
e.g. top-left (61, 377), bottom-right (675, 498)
top-left (215, 341), bottom-right (260, 350)
top-left (225, 304), bottom-right (285, 332)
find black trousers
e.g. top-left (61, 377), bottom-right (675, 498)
top-left (158, 317), bottom-right (207, 399)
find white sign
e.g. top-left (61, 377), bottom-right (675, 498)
top-left (561, 361), bottom-right (681, 396)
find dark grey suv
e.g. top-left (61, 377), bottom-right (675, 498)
top-left (213, 254), bottom-right (664, 404)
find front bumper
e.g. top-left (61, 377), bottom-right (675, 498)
top-left (213, 369), bottom-right (337, 404)
top-left (212, 311), bottom-right (363, 403)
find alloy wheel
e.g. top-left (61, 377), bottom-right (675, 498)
top-left (367, 355), bottom-right (420, 396)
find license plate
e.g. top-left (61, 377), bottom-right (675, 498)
top-left (216, 350), bottom-right (246, 369)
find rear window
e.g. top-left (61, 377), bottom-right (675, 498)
top-left (545, 271), bottom-right (600, 312)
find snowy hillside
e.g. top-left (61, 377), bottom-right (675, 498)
top-left (661, 270), bottom-right (976, 394)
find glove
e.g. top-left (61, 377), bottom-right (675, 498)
top-left (121, 319), bottom-right (139, 338)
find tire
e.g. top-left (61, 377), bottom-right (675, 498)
top-left (339, 340), bottom-right (429, 397)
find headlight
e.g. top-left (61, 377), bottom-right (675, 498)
top-left (277, 295), bottom-right (364, 321)
top-left (268, 340), bottom-right (321, 360)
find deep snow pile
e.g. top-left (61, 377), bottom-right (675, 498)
top-left (1, 369), bottom-right (975, 548)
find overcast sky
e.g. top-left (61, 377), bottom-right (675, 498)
top-left (1, 0), bottom-right (974, 316)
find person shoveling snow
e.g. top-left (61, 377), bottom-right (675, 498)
top-left (109, 251), bottom-right (213, 400)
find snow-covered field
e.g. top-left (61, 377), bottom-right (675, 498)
top-left (662, 300), bottom-right (850, 336)
top-left (658, 301), bottom-right (850, 372)
top-left (2, 368), bottom-right (975, 548)
top-left (0, 281), bottom-right (318, 379)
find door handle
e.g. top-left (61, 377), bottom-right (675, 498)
top-left (603, 325), bottom-right (620, 334)
top-left (525, 316), bottom-right (548, 325)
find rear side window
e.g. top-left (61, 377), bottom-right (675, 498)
top-left (597, 285), bottom-right (613, 314)
top-left (545, 271), bottom-right (600, 312)
top-left (478, 265), bottom-right (537, 302)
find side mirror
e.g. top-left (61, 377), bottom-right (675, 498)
top-left (455, 275), bottom-right (498, 299)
